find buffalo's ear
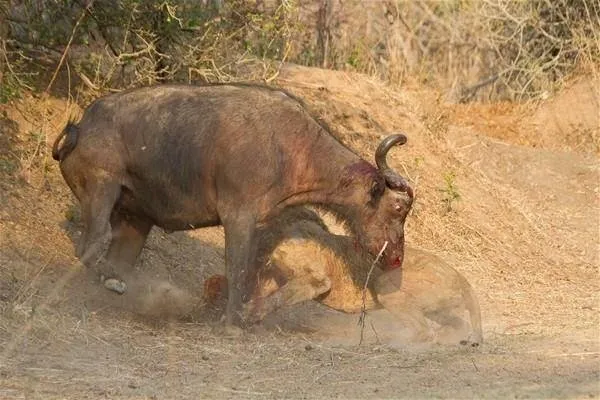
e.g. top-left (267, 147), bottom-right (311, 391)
top-left (369, 178), bottom-right (385, 205)
top-left (382, 169), bottom-right (414, 201)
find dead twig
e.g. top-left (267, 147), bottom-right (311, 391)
top-left (369, 320), bottom-right (381, 345)
top-left (358, 240), bottom-right (388, 345)
top-left (471, 358), bottom-right (479, 372)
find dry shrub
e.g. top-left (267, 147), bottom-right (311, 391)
top-left (2, 0), bottom-right (598, 102)
top-left (0, 0), bottom-right (25, 103)
top-left (295, 0), bottom-right (600, 102)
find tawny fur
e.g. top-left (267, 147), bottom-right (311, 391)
top-left (235, 207), bottom-right (483, 345)
top-left (373, 249), bottom-right (483, 345)
top-left (258, 225), bottom-right (381, 313)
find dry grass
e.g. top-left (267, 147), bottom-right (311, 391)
top-left (0, 64), bottom-right (598, 398)
top-left (295, 0), bottom-right (600, 102)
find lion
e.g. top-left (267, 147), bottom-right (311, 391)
top-left (203, 207), bottom-right (482, 345)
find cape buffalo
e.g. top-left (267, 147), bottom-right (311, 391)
top-left (52, 83), bottom-right (413, 326)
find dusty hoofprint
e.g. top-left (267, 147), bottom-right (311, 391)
top-left (204, 208), bottom-right (482, 346)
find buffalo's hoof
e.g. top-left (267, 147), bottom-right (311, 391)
top-left (101, 276), bottom-right (127, 294)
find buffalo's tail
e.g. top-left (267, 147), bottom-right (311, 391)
top-left (52, 121), bottom-right (79, 161)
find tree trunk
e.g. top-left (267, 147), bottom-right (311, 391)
top-left (316, 0), bottom-right (333, 68)
top-left (0, 0), bottom-right (9, 86)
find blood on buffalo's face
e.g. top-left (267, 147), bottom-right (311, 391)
top-left (360, 188), bottom-right (412, 269)
top-left (353, 134), bottom-right (414, 269)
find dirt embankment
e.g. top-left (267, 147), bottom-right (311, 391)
top-left (0, 66), bottom-right (598, 399)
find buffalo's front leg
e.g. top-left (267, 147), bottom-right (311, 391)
top-left (222, 213), bottom-right (260, 327)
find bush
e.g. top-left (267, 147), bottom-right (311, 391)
top-left (4, 0), bottom-right (301, 95)
top-left (3, 0), bottom-right (598, 101)
top-left (293, 0), bottom-right (600, 101)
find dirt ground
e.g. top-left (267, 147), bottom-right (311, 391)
top-left (0, 65), bottom-right (598, 399)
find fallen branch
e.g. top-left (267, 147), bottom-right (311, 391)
top-left (459, 73), bottom-right (500, 103)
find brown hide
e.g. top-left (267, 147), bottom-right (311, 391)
top-left (53, 84), bottom-right (413, 326)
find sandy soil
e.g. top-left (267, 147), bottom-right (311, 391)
top-left (0, 65), bottom-right (598, 399)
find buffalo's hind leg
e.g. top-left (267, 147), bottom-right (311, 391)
top-left (101, 210), bottom-right (153, 294)
top-left (77, 179), bottom-right (121, 269)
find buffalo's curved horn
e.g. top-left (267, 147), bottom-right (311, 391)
top-left (375, 134), bottom-right (407, 171)
top-left (375, 134), bottom-right (413, 198)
